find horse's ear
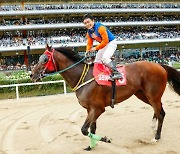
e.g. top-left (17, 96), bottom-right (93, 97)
top-left (46, 44), bottom-right (49, 49)
top-left (46, 44), bottom-right (52, 51)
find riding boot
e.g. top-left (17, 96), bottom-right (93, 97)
top-left (107, 61), bottom-right (123, 81)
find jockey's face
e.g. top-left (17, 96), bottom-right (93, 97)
top-left (83, 18), bottom-right (94, 29)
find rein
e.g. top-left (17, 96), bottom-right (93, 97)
top-left (42, 51), bottom-right (95, 91)
top-left (43, 56), bottom-right (87, 77)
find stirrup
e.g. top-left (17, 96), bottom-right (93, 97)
top-left (108, 75), bottom-right (115, 81)
top-left (109, 74), bottom-right (123, 81)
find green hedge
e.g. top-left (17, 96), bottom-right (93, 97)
top-left (173, 62), bottom-right (180, 69)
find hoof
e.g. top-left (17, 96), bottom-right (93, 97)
top-left (101, 136), bottom-right (111, 143)
top-left (84, 146), bottom-right (92, 151)
top-left (151, 138), bottom-right (158, 142)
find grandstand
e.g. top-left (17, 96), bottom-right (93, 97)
top-left (0, 0), bottom-right (179, 70)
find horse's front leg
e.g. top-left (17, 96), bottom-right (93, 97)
top-left (90, 121), bottom-right (96, 134)
top-left (82, 108), bottom-right (110, 151)
top-left (81, 119), bottom-right (90, 136)
top-left (81, 108), bottom-right (102, 137)
top-left (81, 108), bottom-right (102, 151)
top-left (83, 122), bottom-right (96, 151)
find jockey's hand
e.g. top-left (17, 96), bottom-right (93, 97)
top-left (90, 47), bottom-right (96, 52)
top-left (85, 51), bottom-right (91, 58)
top-left (85, 52), bottom-right (93, 65)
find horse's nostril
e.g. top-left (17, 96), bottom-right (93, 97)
top-left (30, 74), bottom-right (33, 78)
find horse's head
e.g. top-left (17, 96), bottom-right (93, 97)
top-left (30, 44), bottom-right (57, 82)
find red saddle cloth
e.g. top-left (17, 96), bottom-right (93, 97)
top-left (93, 63), bottom-right (127, 86)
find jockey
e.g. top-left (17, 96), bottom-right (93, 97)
top-left (83, 13), bottom-right (123, 80)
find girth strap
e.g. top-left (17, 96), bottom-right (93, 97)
top-left (110, 80), bottom-right (116, 108)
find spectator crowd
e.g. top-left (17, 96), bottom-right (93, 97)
top-left (1, 3), bottom-right (180, 11)
top-left (0, 3), bottom-right (179, 71)
top-left (0, 26), bottom-right (179, 47)
top-left (1, 15), bottom-right (179, 26)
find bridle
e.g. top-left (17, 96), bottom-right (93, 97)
top-left (37, 48), bottom-right (95, 91)
top-left (41, 48), bottom-right (57, 77)
top-left (41, 48), bottom-right (87, 77)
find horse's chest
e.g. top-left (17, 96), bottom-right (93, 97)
top-left (76, 95), bottom-right (89, 109)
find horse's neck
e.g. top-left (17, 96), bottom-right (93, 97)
top-left (60, 63), bottom-right (90, 88)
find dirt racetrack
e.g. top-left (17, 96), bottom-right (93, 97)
top-left (0, 86), bottom-right (179, 154)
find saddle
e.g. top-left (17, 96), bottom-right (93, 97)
top-left (93, 63), bottom-right (126, 86)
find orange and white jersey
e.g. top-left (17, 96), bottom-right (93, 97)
top-left (86, 22), bottom-right (115, 51)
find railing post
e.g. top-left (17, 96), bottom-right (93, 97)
top-left (16, 85), bottom-right (19, 100)
top-left (63, 81), bottom-right (67, 94)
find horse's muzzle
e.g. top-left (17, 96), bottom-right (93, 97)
top-left (30, 73), bottom-right (42, 82)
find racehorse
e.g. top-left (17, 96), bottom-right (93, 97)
top-left (30, 45), bottom-right (180, 151)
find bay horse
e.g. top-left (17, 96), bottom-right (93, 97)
top-left (30, 45), bottom-right (180, 151)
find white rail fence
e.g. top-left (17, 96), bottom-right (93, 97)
top-left (0, 80), bottom-right (67, 100)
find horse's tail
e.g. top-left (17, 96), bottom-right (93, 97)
top-left (161, 64), bottom-right (180, 95)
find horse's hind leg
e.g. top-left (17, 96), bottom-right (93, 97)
top-left (135, 91), bottom-right (159, 135)
top-left (150, 100), bottom-right (165, 142)
top-left (154, 106), bottom-right (165, 141)
top-left (136, 91), bottom-right (166, 141)
top-left (152, 113), bottom-right (157, 135)
top-left (135, 91), bottom-right (166, 141)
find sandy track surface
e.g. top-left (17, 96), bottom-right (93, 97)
top-left (0, 86), bottom-right (179, 154)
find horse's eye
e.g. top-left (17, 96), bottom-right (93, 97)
top-left (39, 54), bottom-right (49, 64)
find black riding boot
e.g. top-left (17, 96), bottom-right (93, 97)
top-left (107, 61), bottom-right (123, 81)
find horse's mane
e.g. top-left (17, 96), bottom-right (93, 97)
top-left (55, 47), bottom-right (84, 62)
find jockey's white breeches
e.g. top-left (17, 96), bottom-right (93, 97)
top-left (94, 39), bottom-right (117, 65)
